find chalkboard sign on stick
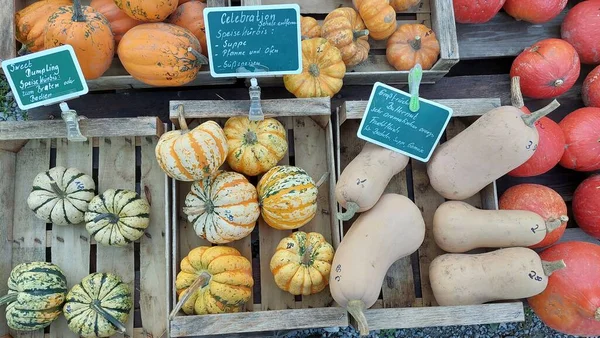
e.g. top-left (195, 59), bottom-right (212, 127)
top-left (1, 45), bottom-right (88, 110)
top-left (357, 82), bottom-right (452, 162)
top-left (204, 4), bottom-right (302, 78)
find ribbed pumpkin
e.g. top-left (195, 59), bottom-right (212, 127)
top-left (283, 38), bottom-right (346, 98)
top-left (90, 0), bottom-right (142, 48)
top-left (257, 165), bottom-right (318, 230)
top-left (223, 116), bottom-right (288, 176)
top-left (175, 246), bottom-right (253, 315)
top-left (155, 116), bottom-right (228, 181)
top-left (44, 0), bottom-right (115, 80)
top-left (0, 262), bottom-right (67, 331)
top-left (301, 16), bottom-right (321, 39)
top-left (354, 0), bottom-right (397, 40)
top-left (270, 232), bottom-right (335, 296)
top-left (27, 166), bottom-right (96, 226)
top-left (391, 0), bottom-right (421, 11)
top-left (183, 171), bottom-right (260, 244)
top-left (166, 1), bottom-right (208, 56)
top-left (387, 23), bottom-right (440, 70)
top-left (84, 189), bottom-right (150, 246)
top-left (14, 0), bottom-right (72, 55)
top-left (63, 273), bottom-right (132, 338)
top-left (118, 23), bottom-right (207, 86)
top-left (114, 0), bottom-right (177, 22)
top-left (322, 8), bottom-right (370, 66)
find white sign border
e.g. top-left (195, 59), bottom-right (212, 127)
top-left (1, 44), bottom-right (89, 111)
top-left (203, 4), bottom-right (303, 78)
top-left (357, 82), bottom-right (453, 163)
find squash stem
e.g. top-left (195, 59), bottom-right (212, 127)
top-left (176, 104), bottom-right (189, 131)
top-left (541, 259), bottom-right (566, 276)
top-left (187, 47), bottom-right (209, 65)
top-left (308, 64), bottom-right (320, 77)
top-left (244, 130), bottom-right (258, 145)
top-left (337, 201), bottom-right (359, 221)
top-left (302, 244), bottom-right (313, 265)
top-left (168, 271), bottom-right (210, 320)
top-left (510, 76), bottom-right (525, 109)
top-left (347, 300), bottom-right (369, 336)
top-left (91, 300), bottom-right (127, 334)
top-left (353, 29), bottom-right (369, 40)
top-left (595, 308), bottom-right (600, 321)
top-left (71, 0), bottom-right (87, 22)
top-left (553, 79), bottom-right (564, 87)
top-left (315, 172), bottom-right (329, 188)
top-left (50, 182), bottom-right (66, 198)
top-left (17, 44), bottom-right (31, 56)
top-left (410, 36), bottom-right (422, 50)
top-left (521, 99), bottom-right (560, 127)
top-left (0, 293), bottom-right (18, 305)
top-left (545, 215), bottom-right (568, 232)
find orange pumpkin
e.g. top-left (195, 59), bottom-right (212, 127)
top-left (14, 0), bottom-right (72, 55)
top-left (391, 0), bottom-right (421, 11)
top-left (354, 0), bottom-right (396, 40)
top-left (166, 1), bottom-right (208, 56)
top-left (301, 16), bottom-right (321, 39)
top-left (118, 23), bottom-right (208, 86)
top-left (45, 0), bottom-right (115, 80)
top-left (322, 7), bottom-right (370, 66)
top-left (90, 0), bottom-right (141, 48)
top-left (386, 23), bottom-right (440, 71)
top-left (114, 0), bottom-right (177, 22)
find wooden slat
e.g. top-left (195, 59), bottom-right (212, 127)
top-left (430, 0), bottom-right (459, 71)
top-left (557, 228), bottom-right (600, 245)
top-left (480, 182), bottom-right (499, 210)
top-left (258, 0), bottom-right (431, 13)
top-left (0, 150), bottom-right (16, 336)
top-left (0, 0), bottom-right (17, 62)
top-left (325, 121), bottom-right (342, 249)
top-left (86, 72), bottom-right (236, 92)
top-left (49, 139), bottom-right (93, 338)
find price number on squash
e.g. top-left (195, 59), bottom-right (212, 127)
top-left (528, 270), bottom-right (543, 282)
top-left (525, 141), bottom-right (537, 151)
top-left (530, 224), bottom-right (540, 234)
top-left (333, 264), bottom-right (342, 282)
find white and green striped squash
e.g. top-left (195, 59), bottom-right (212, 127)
top-left (63, 272), bottom-right (132, 338)
top-left (84, 189), bottom-right (150, 246)
top-left (0, 262), bottom-right (68, 331)
top-left (27, 166), bottom-right (96, 225)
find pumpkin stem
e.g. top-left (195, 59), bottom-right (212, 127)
top-left (553, 79), bottom-right (564, 88)
top-left (545, 216), bottom-right (568, 232)
top-left (91, 300), bottom-right (127, 334)
top-left (353, 29), bottom-right (369, 40)
top-left (17, 44), bottom-right (31, 56)
top-left (595, 308), bottom-right (600, 321)
top-left (0, 292), bottom-right (18, 305)
top-left (244, 130), bottom-right (258, 145)
top-left (169, 271), bottom-right (211, 320)
top-left (410, 36), bottom-right (422, 50)
top-left (176, 104), bottom-right (189, 131)
top-left (71, 0), bottom-right (87, 22)
top-left (521, 99), bottom-right (560, 127)
top-left (93, 213), bottom-right (119, 224)
top-left (302, 244), bottom-right (313, 265)
top-left (510, 76), bottom-right (525, 109)
top-left (50, 182), bottom-right (66, 198)
top-left (347, 300), bottom-right (369, 336)
top-left (187, 47), bottom-right (209, 65)
top-left (542, 259), bottom-right (566, 276)
top-left (315, 172), bottom-right (329, 188)
top-left (337, 201), bottom-right (359, 221)
top-left (308, 64), bottom-right (320, 77)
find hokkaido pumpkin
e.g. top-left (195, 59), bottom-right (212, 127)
top-left (175, 246), bottom-right (253, 315)
top-left (90, 0), bottom-right (142, 48)
top-left (561, 0), bottom-right (600, 65)
top-left (354, 0), bottom-right (396, 40)
top-left (322, 8), bottom-right (370, 66)
top-left (390, 0), bottom-right (420, 12)
top-left (166, 1), bottom-right (208, 56)
top-left (503, 0), bottom-right (567, 24)
top-left (386, 23), bottom-right (440, 71)
top-left (583, 65), bottom-right (600, 108)
top-left (572, 175), bottom-right (600, 239)
top-left (270, 231), bottom-right (335, 296)
top-left (44, 0), bottom-right (115, 80)
top-left (453, 0), bottom-right (505, 24)
top-left (14, 0), bottom-right (72, 54)
top-left (301, 16), bottom-right (321, 39)
top-left (283, 38), bottom-right (345, 98)
top-left (118, 23), bottom-right (208, 87)
top-left (223, 116), bottom-right (288, 176)
top-left (559, 107), bottom-right (600, 172)
top-left (114, 0), bottom-right (177, 22)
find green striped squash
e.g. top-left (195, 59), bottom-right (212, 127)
top-left (27, 166), bottom-right (96, 225)
top-left (84, 189), bottom-right (150, 246)
top-left (63, 272), bottom-right (132, 338)
top-left (0, 262), bottom-right (67, 331)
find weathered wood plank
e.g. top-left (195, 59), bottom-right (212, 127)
top-left (0, 0), bottom-right (18, 62)
top-left (325, 121), bottom-right (342, 249)
top-left (86, 72), bottom-right (236, 91)
top-left (430, 0), bottom-right (459, 71)
top-left (557, 228), bottom-right (600, 245)
top-left (0, 150), bottom-right (16, 336)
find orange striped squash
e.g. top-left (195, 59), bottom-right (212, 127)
top-left (155, 120), bottom-right (228, 181)
top-left (257, 165), bottom-right (318, 230)
top-left (183, 170), bottom-right (260, 244)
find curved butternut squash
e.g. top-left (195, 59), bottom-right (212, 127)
top-left (329, 193), bottom-right (425, 335)
top-left (430, 247), bottom-right (566, 306)
top-left (335, 142), bottom-right (409, 220)
top-left (433, 201), bottom-right (565, 252)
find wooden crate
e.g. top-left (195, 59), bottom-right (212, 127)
top-left (0, 117), bottom-right (169, 338)
top-left (167, 97), bottom-right (347, 337)
top-left (335, 98), bottom-right (527, 331)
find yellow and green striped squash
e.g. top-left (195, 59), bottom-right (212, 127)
top-left (63, 272), bottom-right (132, 338)
top-left (0, 262), bottom-right (67, 331)
top-left (257, 165), bottom-right (318, 230)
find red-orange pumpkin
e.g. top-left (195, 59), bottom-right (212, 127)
top-left (14, 0), bottom-right (72, 54)
top-left (561, 0), bottom-right (600, 65)
top-left (583, 65), bottom-right (600, 108)
top-left (503, 0), bottom-right (567, 24)
top-left (386, 23), bottom-right (440, 71)
top-left (166, 1), bottom-right (208, 56)
top-left (90, 0), bottom-right (142, 48)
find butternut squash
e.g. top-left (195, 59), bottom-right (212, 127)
top-left (426, 100), bottom-right (560, 200)
top-left (329, 193), bottom-right (425, 336)
top-left (433, 201), bottom-right (565, 252)
top-left (430, 247), bottom-right (566, 306)
top-left (335, 142), bottom-right (409, 220)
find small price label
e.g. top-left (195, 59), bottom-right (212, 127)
top-left (528, 270), bottom-right (543, 282)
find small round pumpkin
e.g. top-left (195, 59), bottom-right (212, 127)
top-left (257, 165), bottom-right (319, 230)
top-left (354, 0), bottom-right (396, 40)
top-left (583, 65), bottom-right (600, 108)
top-left (63, 272), bottom-right (132, 338)
top-left (391, 0), bottom-right (421, 12)
top-left (0, 262), bottom-right (67, 331)
top-left (14, 0), bottom-right (72, 54)
top-left (322, 7), bottom-right (370, 66)
top-left (223, 116), bottom-right (288, 176)
top-left (283, 38), bottom-right (346, 98)
top-left (90, 0), bottom-right (142, 48)
top-left (175, 246), bottom-right (253, 315)
top-left (84, 189), bottom-right (150, 246)
top-left (270, 231), bottom-right (335, 296)
top-left (27, 166), bottom-right (96, 226)
top-left (301, 16), bottom-right (321, 39)
top-left (183, 170), bottom-right (260, 244)
top-left (166, 1), bottom-right (208, 56)
top-left (114, 0), bottom-right (177, 22)
top-left (386, 23), bottom-right (440, 71)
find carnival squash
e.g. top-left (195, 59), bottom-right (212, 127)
top-left (322, 8), bottom-right (370, 66)
top-left (166, 1), bottom-right (208, 56)
top-left (44, 0), bottom-right (115, 80)
top-left (301, 16), bottom-right (321, 39)
top-left (175, 246), bottom-right (253, 315)
top-left (183, 170), bottom-right (260, 244)
top-left (386, 23), bottom-right (440, 71)
top-left (114, 0), bottom-right (177, 22)
top-left (223, 116), bottom-right (288, 176)
top-left (118, 23), bottom-right (208, 87)
top-left (90, 0), bottom-right (142, 48)
top-left (270, 231), bottom-right (334, 296)
top-left (0, 262), bottom-right (67, 331)
top-left (14, 0), bottom-right (72, 54)
top-left (391, 0), bottom-right (420, 12)
top-left (84, 189), bottom-right (150, 246)
top-left (354, 0), bottom-right (396, 40)
top-left (63, 272), bottom-right (132, 337)
top-left (561, 0), bottom-right (600, 65)
top-left (257, 165), bottom-right (318, 230)
top-left (283, 38), bottom-right (345, 98)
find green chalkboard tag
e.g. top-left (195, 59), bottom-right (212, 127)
top-left (357, 82), bottom-right (452, 162)
top-left (204, 4), bottom-right (302, 78)
top-left (1, 45), bottom-right (88, 110)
